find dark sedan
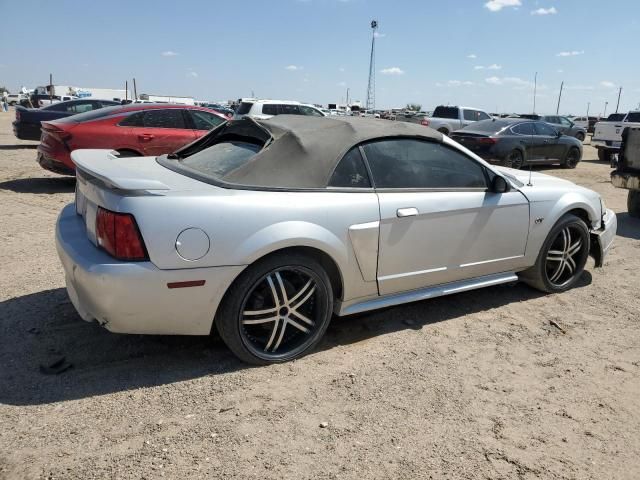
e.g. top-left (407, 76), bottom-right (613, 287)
top-left (13, 99), bottom-right (120, 141)
top-left (450, 119), bottom-right (583, 169)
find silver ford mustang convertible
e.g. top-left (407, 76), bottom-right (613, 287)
top-left (56, 115), bottom-right (617, 364)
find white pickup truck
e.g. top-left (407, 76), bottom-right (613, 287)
top-left (592, 111), bottom-right (640, 162)
top-left (419, 105), bottom-right (492, 135)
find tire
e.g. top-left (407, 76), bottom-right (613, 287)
top-left (503, 149), bottom-right (524, 169)
top-left (575, 132), bottom-right (585, 142)
top-left (598, 148), bottom-right (611, 163)
top-left (438, 128), bottom-right (449, 136)
top-left (562, 147), bottom-right (581, 169)
top-left (216, 252), bottom-right (334, 365)
top-left (116, 149), bottom-right (142, 158)
top-left (520, 214), bottom-right (590, 293)
top-left (628, 190), bottom-right (640, 218)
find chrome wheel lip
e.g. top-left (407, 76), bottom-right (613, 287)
top-left (545, 225), bottom-right (585, 287)
top-left (238, 266), bottom-right (324, 360)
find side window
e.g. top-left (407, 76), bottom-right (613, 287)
top-left (463, 109), bottom-right (478, 121)
top-left (189, 110), bottom-right (226, 130)
top-left (535, 122), bottom-right (557, 136)
top-left (477, 111), bottom-right (491, 121)
top-left (328, 147), bottom-right (371, 188)
top-left (280, 104), bottom-right (301, 115)
top-left (68, 102), bottom-right (95, 113)
top-left (261, 104), bottom-right (279, 116)
top-left (119, 111), bottom-right (145, 127)
top-left (363, 139), bottom-right (487, 189)
top-left (299, 105), bottom-right (323, 117)
top-left (512, 122), bottom-right (536, 135)
top-left (142, 109), bottom-right (186, 129)
top-left (559, 117), bottom-right (572, 126)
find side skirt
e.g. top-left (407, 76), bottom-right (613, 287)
top-left (336, 272), bottom-right (518, 316)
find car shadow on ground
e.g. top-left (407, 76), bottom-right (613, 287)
top-left (0, 144), bottom-right (38, 150)
top-left (616, 212), bottom-right (640, 240)
top-left (0, 274), bottom-right (592, 406)
top-left (0, 177), bottom-right (75, 194)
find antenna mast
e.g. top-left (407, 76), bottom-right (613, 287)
top-left (365, 20), bottom-right (378, 111)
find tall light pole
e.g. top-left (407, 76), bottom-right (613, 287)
top-left (365, 20), bottom-right (378, 111)
top-left (556, 81), bottom-right (564, 115)
top-left (346, 87), bottom-right (350, 107)
top-left (586, 102), bottom-right (590, 117)
top-left (615, 86), bottom-right (623, 113)
top-left (533, 72), bottom-right (537, 114)
top-left (603, 101), bottom-right (608, 118)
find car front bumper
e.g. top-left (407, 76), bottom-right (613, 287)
top-left (56, 204), bottom-right (246, 335)
top-left (590, 208), bottom-right (617, 268)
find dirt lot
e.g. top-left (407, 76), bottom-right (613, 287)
top-left (0, 110), bottom-right (639, 480)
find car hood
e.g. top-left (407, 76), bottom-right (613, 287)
top-left (495, 166), bottom-right (599, 204)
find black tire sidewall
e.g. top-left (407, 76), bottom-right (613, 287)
top-left (216, 253), bottom-right (333, 365)
top-left (628, 190), bottom-right (640, 218)
top-left (564, 147), bottom-right (580, 169)
top-left (532, 214), bottom-right (590, 293)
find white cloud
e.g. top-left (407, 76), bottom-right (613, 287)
top-left (467, 54), bottom-right (477, 59)
top-left (373, 32), bottom-right (386, 38)
top-left (485, 76), bottom-right (540, 89)
top-left (474, 66), bottom-right (485, 70)
top-left (187, 71), bottom-right (198, 78)
top-left (437, 80), bottom-right (474, 87)
top-left (337, 81), bottom-right (347, 87)
top-left (531, 7), bottom-right (557, 15)
top-left (557, 69), bottom-right (564, 73)
top-left (600, 81), bottom-right (616, 88)
top-left (161, 51), bottom-right (178, 57)
top-left (339, 67), bottom-right (345, 72)
top-left (380, 67), bottom-right (405, 75)
top-left (285, 65), bottom-right (303, 71)
top-left (556, 50), bottom-right (584, 57)
top-left (487, 63), bottom-right (502, 70)
top-left (565, 84), bottom-right (594, 91)
top-left (485, 0), bottom-right (521, 12)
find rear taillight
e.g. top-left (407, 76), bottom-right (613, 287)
top-left (47, 127), bottom-right (72, 142)
top-left (96, 207), bottom-right (148, 261)
top-left (421, 119), bottom-right (430, 127)
top-left (16, 111), bottom-right (20, 121)
top-left (478, 137), bottom-right (498, 145)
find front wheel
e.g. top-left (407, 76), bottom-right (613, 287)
top-left (216, 253), bottom-right (333, 365)
top-left (562, 147), bottom-right (581, 169)
top-left (575, 132), bottom-right (585, 142)
top-left (597, 148), bottom-right (611, 163)
top-left (520, 214), bottom-right (590, 293)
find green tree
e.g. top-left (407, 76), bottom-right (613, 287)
top-left (0, 86), bottom-right (9, 95)
top-left (406, 103), bottom-right (422, 112)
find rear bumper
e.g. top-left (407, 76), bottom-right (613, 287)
top-left (37, 152), bottom-right (76, 176)
top-left (590, 208), bottom-right (617, 268)
top-left (611, 171), bottom-right (640, 190)
top-left (55, 204), bottom-right (246, 335)
top-left (12, 121), bottom-right (41, 141)
top-left (591, 139), bottom-right (620, 150)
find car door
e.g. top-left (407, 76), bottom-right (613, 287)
top-left (132, 109), bottom-right (197, 156)
top-left (365, 139), bottom-right (530, 296)
top-left (461, 109), bottom-right (478, 128)
top-left (510, 122), bottom-right (540, 159)
top-left (533, 121), bottom-right (563, 159)
top-left (186, 109), bottom-right (227, 137)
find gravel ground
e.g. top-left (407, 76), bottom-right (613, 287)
top-left (0, 110), bottom-right (639, 480)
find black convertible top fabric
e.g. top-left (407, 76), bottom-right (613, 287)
top-left (220, 115), bottom-right (443, 188)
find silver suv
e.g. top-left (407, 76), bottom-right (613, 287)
top-left (234, 99), bottom-right (325, 120)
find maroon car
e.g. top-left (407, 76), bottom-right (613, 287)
top-left (37, 103), bottom-right (228, 175)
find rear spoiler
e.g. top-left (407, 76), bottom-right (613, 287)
top-left (71, 149), bottom-right (170, 191)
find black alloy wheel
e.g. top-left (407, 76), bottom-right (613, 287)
top-left (216, 253), bottom-right (333, 365)
top-left (563, 147), bottom-right (581, 169)
top-left (504, 150), bottom-right (524, 169)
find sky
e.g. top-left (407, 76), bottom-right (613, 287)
top-left (1, 0), bottom-right (639, 115)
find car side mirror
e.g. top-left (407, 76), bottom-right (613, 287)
top-left (556, 130), bottom-right (563, 137)
top-left (492, 175), bottom-right (510, 193)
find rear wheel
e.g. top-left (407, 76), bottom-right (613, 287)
top-left (563, 147), bottom-right (581, 169)
top-left (520, 214), bottom-right (590, 293)
top-left (597, 148), bottom-right (611, 163)
top-left (628, 190), bottom-right (640, 218)
top-left (503, 149), bottom-right (524, 169)
top-left (216, 253), bottom-right (333, 365)
top-left (437, 128), bottom-right (449, 136)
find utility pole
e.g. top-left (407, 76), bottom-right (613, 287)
top-left (125, 80), bottom-right (128, 102)
top-left (603, 101), bottom-right (608, 118)
top-left (133, 78), bottom-right (138, 100)
top-left (533, 72), bottom-right (537, 114)
top-left (615, 86), bottom-right (622, 113)
top-left (365, 20), bottom-right (378, 111)
top-left (556, 81), bottom-right (564, 115)
top-left (586, 102), bottom-right (590, 117)
top-left (346, 87), bottom-right (350, 107)
top-left (49, 73), bottom-right (53, 102)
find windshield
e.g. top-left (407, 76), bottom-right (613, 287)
top-left (236, 102), bottom-right (253, 115)
top-left (180, 141), bottom-right (262, 178)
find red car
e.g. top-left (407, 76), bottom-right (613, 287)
top-left (37, 104), bottom-right (228, 175)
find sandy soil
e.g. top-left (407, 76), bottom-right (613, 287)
top-left (0, 111), bottom-right (639, 480)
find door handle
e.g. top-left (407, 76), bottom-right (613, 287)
top-left (397, 207), bottom-right (418, 218)
top-left (138, 133), bottom-right (155, 141)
